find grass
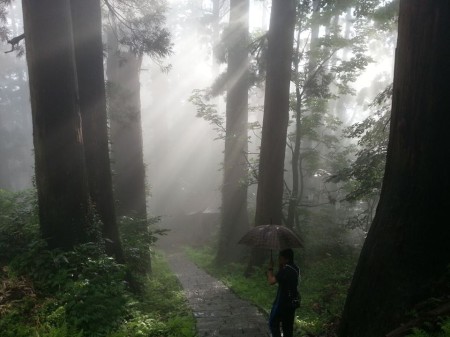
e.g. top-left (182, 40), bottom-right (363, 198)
top-left (186, 245), bottom-right (357, 337)
top-left (109, 252), bottom-right (196, 337)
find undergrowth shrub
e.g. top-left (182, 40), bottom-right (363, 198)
top-left (119, 215), bottom-right (168, 282)
top-left (0, 189), bottom-right (39, 264)
top-left (406, 317), bottom-right (450, 337)
top-left (8, 240), bottom-right (129, 336)
top-left (0, 189), bottom-right (194, 337)
top-left (109, 255), bottom-right (196, 337)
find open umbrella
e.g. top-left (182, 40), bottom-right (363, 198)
top-left (238, 224), bottom-right (303, 261)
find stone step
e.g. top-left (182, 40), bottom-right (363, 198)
top-left (166, 252), bottom-right (271, 337)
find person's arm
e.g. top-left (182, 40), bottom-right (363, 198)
top-left (267, 260), bottom-right (277, 285)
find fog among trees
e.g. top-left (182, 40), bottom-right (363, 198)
top-left (0, 1), bottom-right (449, 336)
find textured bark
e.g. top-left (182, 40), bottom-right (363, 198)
top-left (216, 0), bottom-right (250, 264)
top-left (106, 29), bottom-right (149, 273)
top-left (286, 28), bottom-right (304, 230)
top-left (254, 0), bottom-right (296, 228)
top-left (247, 0), bottom-right (296, 268)
top-left (22, 0), bottom-right (91, 250)
top-left (70, 0), bottom-right (124, 261)
top-left (107, 33), bottom-right (147, 219)
top-left (339, 2), bottom-right (450, 336)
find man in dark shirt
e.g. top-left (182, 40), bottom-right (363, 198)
top-left (267, 248), bottom-right (300, 337)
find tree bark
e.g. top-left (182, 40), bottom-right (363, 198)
top-left (254, 0), bottom-right (296, 228)
top-left (286, 28), bottom-right (303, 229)
top-left (339, 2), bottom-right (450, 336)
top-left (216, 0), bottom-right (250, 264)
top-left (22, 0), bottom-right (92, 250)
top-left (106, 28), bottom-right (149, 273)
top-left (70, 0), bottom-right (124, 261)
top-left (106, 33), bottom-right (147, 219)
top-left (247, 0), bottom-right (296, 268)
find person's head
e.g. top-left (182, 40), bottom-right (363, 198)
top-left (279, 248), bottom-right (294, 265)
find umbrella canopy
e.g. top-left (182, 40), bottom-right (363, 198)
top-left (238, 224), bottom-right (303, 251)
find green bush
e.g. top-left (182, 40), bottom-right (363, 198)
top-left (119, 215), bottom-right (168, 280)
top-left (0, 189), bottom-right (39, 264)
top-left (62, 249), bottom-right (128, 336)
top-left (6, 241), bottom-right (128, 336)
top-left (109, 254), bottom-right (196, 337)
top-left (0, 190), bottom-right (194, 337)
top-left (405, 317), bottom-right (450, 337)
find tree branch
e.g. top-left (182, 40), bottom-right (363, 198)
top-left (5, 33), bottom-right (24, 54)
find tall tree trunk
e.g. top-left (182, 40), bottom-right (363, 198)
top-left (307, 0), bottom-right (321, 76)
top-left (70, 0), bottom-right (124, 261)
top-left (247, 0), bottom-right (296, 268)
top-left (216, 0), bottom-right (250, 264)
top-left (254, 0), bottom-right (296, 228)
top-left (211, 0), bottom-right (221, 76)
top-left (339, 2), bottom-right (450, 336)
top-left (286, 28), bottom-right (304, 229)
top-left (22, 0), bottom-right (92, 250)
top-left (107, 35), bottom-right (147, 219)
top-left (106, 28), bottom-right (149, 274)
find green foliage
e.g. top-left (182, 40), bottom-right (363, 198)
top-left (354, 0), bottom-right (399, 31)
top-left (119, 215), bottom-right (168, 279)
top-left (109, 255), bottom-right (196, 337)
top-left (0, 190), bottom-right (193, 337)
top-left (7, 241), bottom-right (128, 336)
top-left (187, 246), bottom-right (357, 336)
top-left (283, 0), bottom-right (378, 230)
top-left (325, 84), bottom-right (392, 230)
top-left (0, 280), bottom-right (37, 337)
top-left (0, 0), bottom-right (12, 41)
top-left (333, 84), bottom-right (392, 202)
top-left (297, 206), bottom-right (361, 257)
top-left (0, 189), bottom-right (39, 263)
top-left (188, 89), bottom-right (225, 139)
top-left (406, 317), bottom-right (450, 337)
top-left (104, 0), bottom-right (172, 60)
top-left (63, 251), bottom-right (128, 336)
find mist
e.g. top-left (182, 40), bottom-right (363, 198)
top-left (0, 0), bottom-right (397, 249)
top-left (4, 1), bottom-right (448, 336)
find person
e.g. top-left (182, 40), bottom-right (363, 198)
top-left (267, 248), bottom-right (300, 337)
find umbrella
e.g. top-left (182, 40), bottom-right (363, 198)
top-left (238, 224), bottom-right (303, 261)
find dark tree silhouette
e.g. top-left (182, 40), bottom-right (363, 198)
top-left (105, 1), bottom-right (171, 218)
top-left (254, 0), bottom-right (296, 228)
top-left (247, 0), bottom-right (296, 268)
top-left (70, 0), bottom-right (124, 261)
top-left (107, 47), bottom-right (147, 218)
top-left (22, 0), bottom-right (92, 249)
top-left (216, 0), bottom-right (250, 264)
top-left (339, 1), bottom-right (450, 336)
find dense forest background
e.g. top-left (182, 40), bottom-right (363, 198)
top-left (1, 0), bottom-right (449, 336)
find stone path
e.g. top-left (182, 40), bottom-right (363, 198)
top-left (166, 252), bottom-right (271, 337)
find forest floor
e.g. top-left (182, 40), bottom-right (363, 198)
top-left (165, 250), bottom-right (270, 337)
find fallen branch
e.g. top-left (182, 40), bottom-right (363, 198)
top-left (5, 33), bottom-right (24, 54)
top-left (386, 300), bottom-right (450, 337)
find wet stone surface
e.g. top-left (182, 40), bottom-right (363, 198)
top-left (166, 252), bottom-right (271, 337)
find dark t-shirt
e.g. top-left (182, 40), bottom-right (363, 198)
top-left (275, 264), bottom-right (300, 310)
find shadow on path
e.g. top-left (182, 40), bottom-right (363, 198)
top-left (166, 251), bottom-right (271, 337)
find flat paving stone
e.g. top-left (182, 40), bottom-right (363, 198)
top-left (166, 252), bottom-right (271, 337)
